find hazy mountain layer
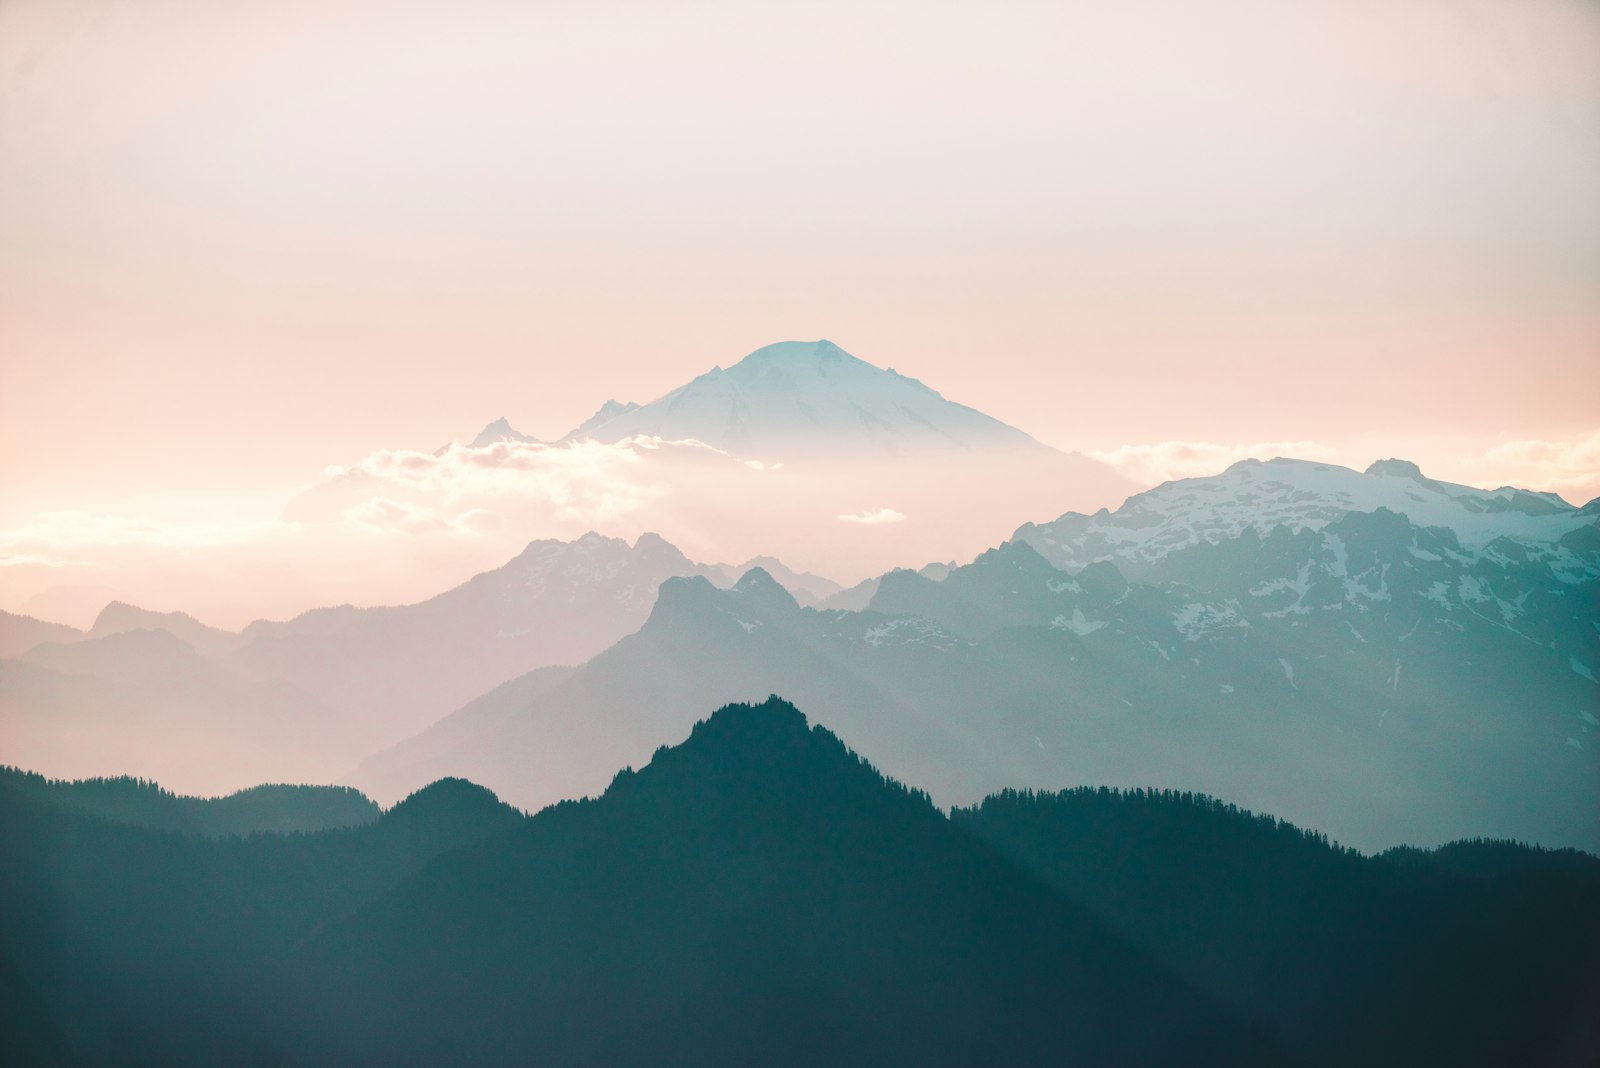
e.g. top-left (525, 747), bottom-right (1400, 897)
top-left (358, 503), bottom-right (1599, 852)
top-left (1014, 456), bottom-right (1596, 578)
top-left (0, 533), bottom-right (830, 793)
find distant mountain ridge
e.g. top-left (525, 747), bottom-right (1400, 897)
top-left (357, 480), bottom-right (1599, 852)
top-left (0, 531), bottom-right (839, 794)
top-left (556, 339), bottom-right (1048, 458)
top-left (1013, 456), bottom-right (1596, 579)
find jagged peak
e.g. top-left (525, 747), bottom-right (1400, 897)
top-left (566, 399), bottom-right (642, 441)
top-left (731, 566), bottom-right (801, 611)
top-left (974, 538), bottom-right (1055, 572)
top-left (648, 574), bottom-right (722, 618)
top-left (471, 417), bottom-right (542, 448)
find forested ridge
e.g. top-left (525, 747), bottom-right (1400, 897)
top-left (2, 698), bottom-right (1594, 1066)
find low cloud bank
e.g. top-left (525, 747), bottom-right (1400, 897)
top-left (1088, 440), bottom-right (1340, 485)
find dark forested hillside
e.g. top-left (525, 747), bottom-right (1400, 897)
top-left (291, 698), bottom-right (1280, 1067)
top-left (2, 698), bottom-right (1595, 1066)
top-left (0, 766), bottom-right (380, 836)
top-left (954, 788), bottom-right (1600, 1067)
top-left (0, 776), bottom-right (523, 1065)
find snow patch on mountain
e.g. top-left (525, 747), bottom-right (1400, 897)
top-left (1171, 601), bottom-right (1248, 641)
top-left (1051, 609), bottom-right (1107, 636)
top-left (862, 617), bottom-right (965, 650)
top-left (1015, 456), bottom-right (1597, 575)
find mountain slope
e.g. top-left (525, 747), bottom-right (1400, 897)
top-left (0, 766), bottom-right (379, 836)
top-left (557, 339), bottom-right (1049, 459)
top-left (955, 787), bottom-right (1600, 1068)
top-left (357, 504), bottom-right (1599, 852)
top-left (0, 773), bottom-right (525, 1065)
top-left (0, 610), bottom-right (82, 659)
top-left (7, 701), bottom-right (1595, 1066)
top-left (1014, 456), bottom-right (1596, 579)
top-left (302, 698), bottom-right (1282, 1066)
top-left (88, 601), bottom-right (241, 657)
top-left (1, 532), bottom-right (826, 795)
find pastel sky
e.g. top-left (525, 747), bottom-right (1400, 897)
top-left (1, 0), bottom-right (1597, 624)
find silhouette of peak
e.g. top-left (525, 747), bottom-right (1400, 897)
top-left (685, 695), bottom-right (812, 748)
top-left (647, 574), bottom-right (722, 618)
top-left (1074, 560), bottom-right (1130, 598)
top-left (630, 532), bottom-right (691, 564)
top-left (609, 696), bottom-right (887, 807)
top-left (729, 338), bottom-right (861, 371)
top-left (865, 567), bottom-right (939, 613)
top-left (471, 417), bottom-right (542, 448)
top-left (511, 531), bottom-right (628, 563)
top-left (560, 340), bottom-right (1044, 455)
top-left (387, 777), bottom-right (520, 825)
top-left (1365, 458), bottom-right (1426, 479)
top-left (730, 566), bottom-right (800, 610)
top-left (972, 538), bottom-right (1055, 574)
top-left (566, 399), bottom-right (641, 440)
top-left (90, 600), bottom-right (198, 633)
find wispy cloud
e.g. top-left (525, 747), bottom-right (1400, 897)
top-left (307, 437), bottom-right (743, 528)
top-left (1480, 430), bottom-right (1600, 496)
top-left (1088, 440), bottom-right (1340, 485)
top-left (838, 508), bottom-right (907, 526)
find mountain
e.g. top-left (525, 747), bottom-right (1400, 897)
top-left (5, 700), bottom-right (1595, 1066)
top-left (357, 500), bottom-right (1599, 852)
top-left (0, 532), bottom-right (837, 796)
top-left (953, 786), bottom-right (1600, 1068)
top-left (305, 698), bottom-right (1280, 1066)
top-left (566, 398), bottom-right (640, 439)
top-left (0, 609), bottom-right (82, 659)
top-left (2, 628), bottom-right (346, 793)
top-left (469, 416), bottom-right (544, 447)
top-left (308, 340), bottom-right (1133, 586)
top-left (232, 531), bottom-right (715, 743)
top-left (702, 555), bottom-right (844, 606)
top-left (88, 601), bottom-right (242, 657)
top-left (0, 772), bottom-right (525, 1065)
top-left (557, 339), bottom-right (1052, 459)
top-left (2, 601), bottom-right (241, 661)
top-left (1013, 456), bottom-right (1596, 580)
top-left (0, 766), bottom-right (379, 837)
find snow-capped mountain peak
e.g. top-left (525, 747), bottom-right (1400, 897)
top-left (555, 339), bottom-right (1048, 460)
top-left (1014, 456), bottom-right (1596, 579)
top-left (471, 417), bottom-right (542, 448)
top-left (566, 399), bottom-right (642, 441)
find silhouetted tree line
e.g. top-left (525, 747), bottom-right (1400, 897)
top-left (0, 765), bottom-right (379, 837)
